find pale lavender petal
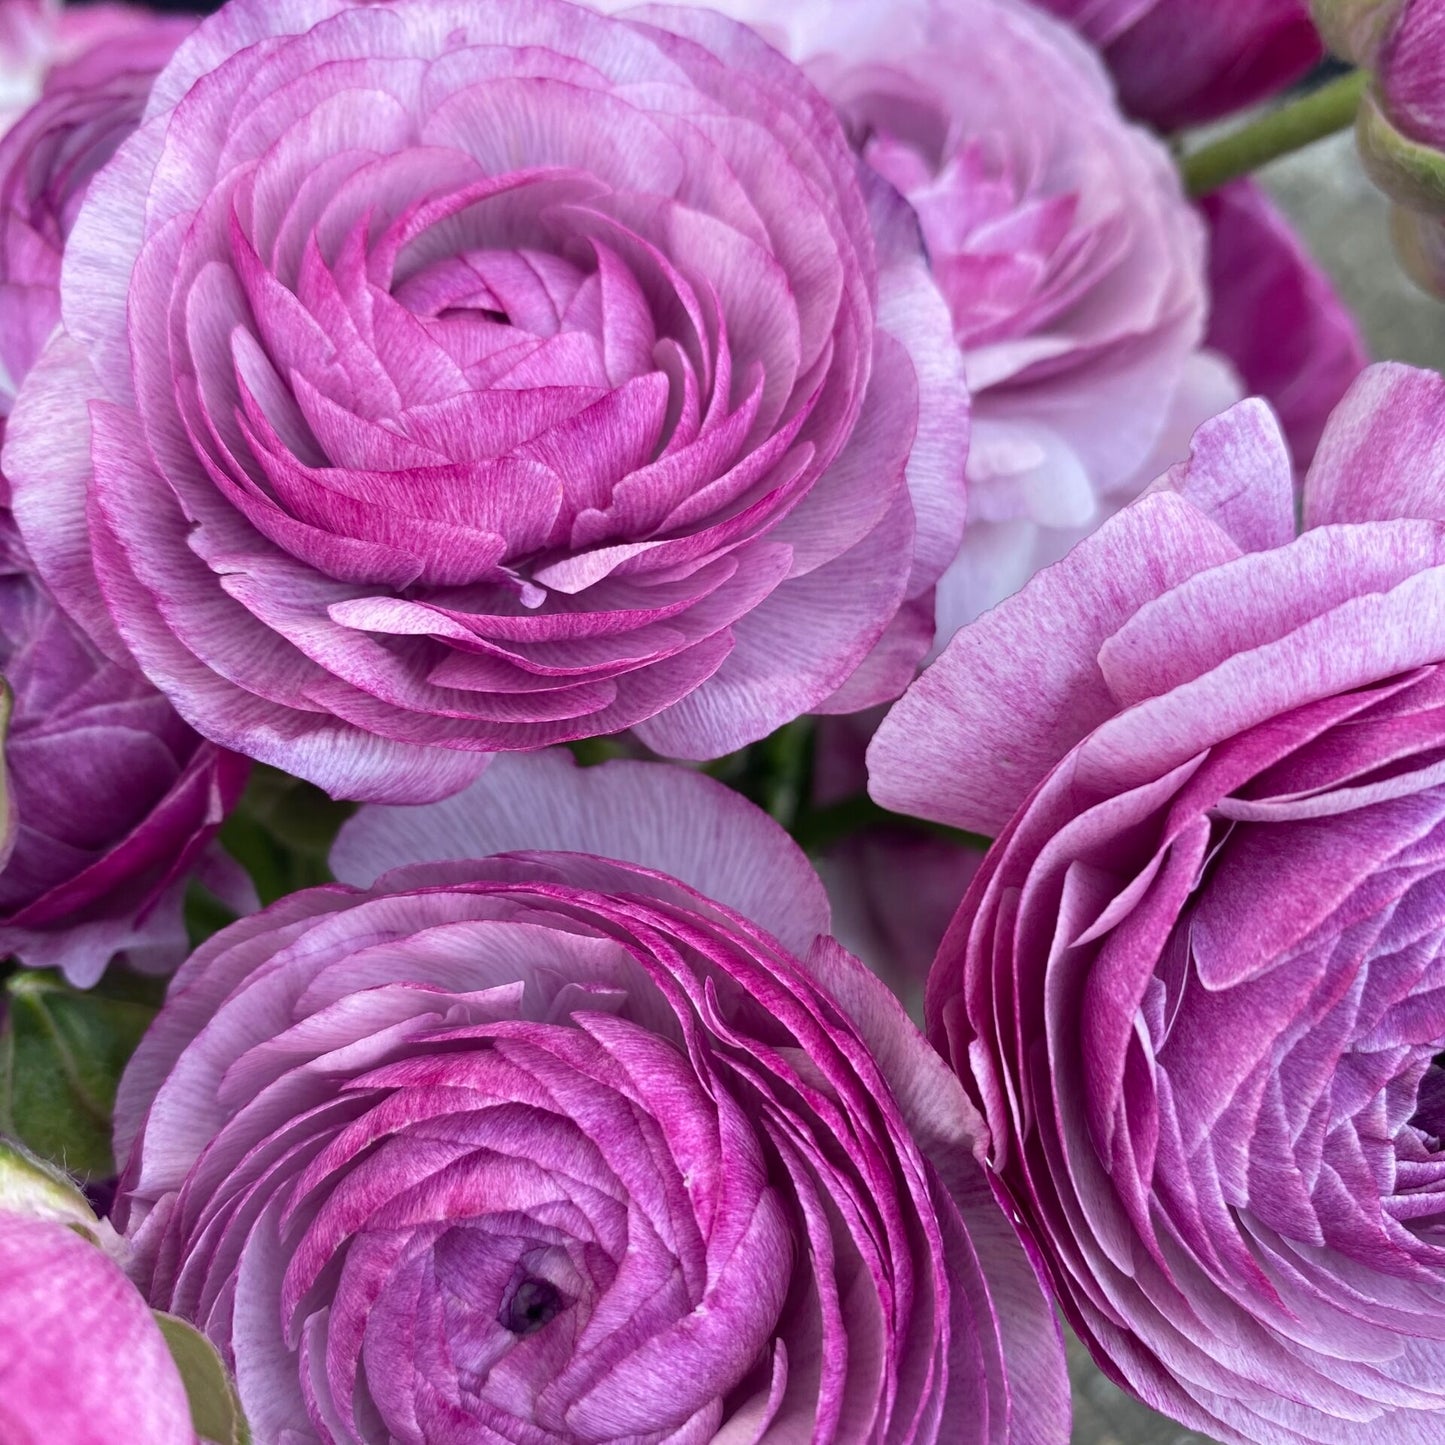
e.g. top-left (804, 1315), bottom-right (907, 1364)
top-left (332, 750), bottom-right (831, 956)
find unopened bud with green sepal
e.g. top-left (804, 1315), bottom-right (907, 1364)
top-left (0, 1136), bottom-right (250, 1442)
top-left (1307, 0), bottom-right (1445, 297)
top-left (0, 1136), bottom-right (123, 1252)
top-left (1312, 0), bottom-right (1404, 64)
top-left (1356, 87), bottom-right (1445, 211)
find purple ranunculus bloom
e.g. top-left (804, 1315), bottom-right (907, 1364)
top-left (113, 751), bottom-right (1068, 1444)
top-left (0, 514), bottom-right (250, 984)
top-left (0, 6), bottom-right (194, 433)
top-left (1033, 0), bottom-right (1323, 131)
top-left (620, 0), bottom-right (1235, 636)
top-left (870, 363), bottom-right (1445, 1444)
top-left (1201, 180), bottom-right (1368, 471)
top-left (0, 0), bottom-right (179, 136)
top-left (0, 1210), bottom-right (197, 1443)
top-left (0, 10), bottom-right (248, 986)
top-left (4, 0), bottom-right (967, 804)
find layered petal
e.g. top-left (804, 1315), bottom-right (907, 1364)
top-left (5, 0), bottom-right (964, 797)
top-left (876, 367), bottom-right (1445, 1443)
top-left (115, 755), bottom-right (1066, 1443)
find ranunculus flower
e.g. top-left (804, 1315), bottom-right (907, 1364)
top-left (5, 0), bottom-right (966, 804)
top-left (0, 6), bottom-right (193, 430)
top-left (1201, 180), bottom-right (1367, 470)
top-left (1033, 0), bottom-right (1323, 131)
top-left (113, 751), bottom-right (1067, 1444)
top-left (0, 1209), bottom-right (197, 1443)
top-left (612, 0), bottom-right (1242, 638)
top-left (1320, 0), bottom-right (1445, 299)
top-left (624, 0), bottom-right (1232, 635)
top-left (0, 0), bottom-right (180, 136)
top-left (0, 510), bottom-right (250, 984)
top-left (870, 363), bottom-right (1445, 1443)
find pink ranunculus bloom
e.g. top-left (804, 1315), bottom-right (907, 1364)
top-left (1372, 0), bottom-right (1445, 149)
top-left (1202, 180), bottom-right (1368, 471)
top-left (0, 6), bottom-right (194, 429)
top-left (113, 751), bottom-right (1067, 1445)
top-left (0, 7), bottom-right (246, 987)
top-left (0, 1210), bottom-right (197, 1444)
top-left (1033, 0), bottom-right (1323, 130)
top-left (0, 0), bottom-right (183, 137)
top-left (636, 0), bottom-right (1235, 636)
top-left (870, 364), bottom-right (1445, 1444)
top-left (3, 0), bottom-right (967, 804)
top-left (0, 513), bottom-right (251, 984)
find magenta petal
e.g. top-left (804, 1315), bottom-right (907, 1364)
top-left (0, 1213), bottom-right (196, 1445)
top-left (1305, 363), bottom-right (1445, 528)
top-left (921, 360), bottom-right (1445, 1445)
top-left (115, 765), bottom-right (1063, 1441)
top-left (0, 0), bottom-right (962, 788)
top-left (1202, 181), bottom-right (1367, 471)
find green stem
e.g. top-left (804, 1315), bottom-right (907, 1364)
top-left (760, 718), bottom-right (814, 829)
top-left (791, 792), bottom-right (991, 856)
top-left (1182, 69), bottom-right (1370, 198)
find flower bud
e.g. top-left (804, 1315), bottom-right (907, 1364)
top-left (1326, 1), bottom-right (1445, 296)
top-left (1390, 200), bottom-right (1445, 294)
top-left (1356, 86), bottom-right (1445, 211)
top-left (1376, 0), bottom-right (1445, 146)
top-left (0, 1136), bottom-right (109, 1241)
top-left (1310, 0), bottom-right (1404, 64)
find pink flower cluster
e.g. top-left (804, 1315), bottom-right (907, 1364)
top-left (9, 1), bottom-right (1445, 1444)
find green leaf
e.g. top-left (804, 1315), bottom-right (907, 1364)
top-left (0, 972), bottom-right (157, 1178)
top-left (219, 766), bottom-right (354, 905)
top-left (185, 878), bottom-right (241, 950)
top-left (153, 1313), bottom-right (250, 1445)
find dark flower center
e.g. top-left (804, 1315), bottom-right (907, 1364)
top-left (1411, 1055), bottom-right (1445, 1148)
top-left (498, 1275), bottom-right (567, 1337)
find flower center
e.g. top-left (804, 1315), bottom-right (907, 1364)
top-left (1409, 1055), bottom-right (1445, 1148)
top-left (498, 1272), bottom-right (568, 1337)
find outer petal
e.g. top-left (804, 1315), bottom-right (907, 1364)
top-left (1305, 361), bottom-right (1445, 527)
top-left (869, 491), bottom-right (1242, 834)
top-left (805, 934), bottom-right (1071, 1445)
top-left (1202, 181), bottom-right (1367, 471)
top-left (3, 335), bottom-right (129, 658)
top-left (1038, 0), bottom-right (1323, 130)
top-left (331, 749), bottom-right (832, 956)
top-left (0, 1212), bottom-right (196, 1445)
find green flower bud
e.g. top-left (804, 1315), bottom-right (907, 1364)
top-left (1390, 202), bottom-right (1445, 296)
top-left (1311, 0), bottom-right (1405, 65)
top-left (0, 1136), bottom-right (126, 1258)
top-left (1356, 87), bottom-right (1445, 212)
